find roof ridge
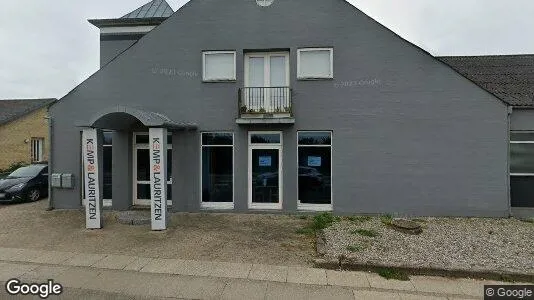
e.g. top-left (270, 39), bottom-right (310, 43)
top-left (0, 98), bottom-right (56, 126)
top-left (439, 54), bottom-right (534, 58)
top-left (121, 0), bottom-right (173, 19)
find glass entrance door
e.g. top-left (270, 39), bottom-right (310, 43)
top-left (248, 132), bottom-right (282, 209)
top-left (133, 133), bottom-right (172, 206)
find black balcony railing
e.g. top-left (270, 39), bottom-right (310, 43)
top-left (238, 87), bottom-right (292, 116)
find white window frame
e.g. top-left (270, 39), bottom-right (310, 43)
top-left (297, 131), bottom-right (333, 211)
top-left (244, 52), bottom-right (290, 87)
top-left (248, 131), bottom-right (283, 210)
top-left (510, 132), bottom-right (534, 177)
top-left (102, 131), bottom-right (113, 207)
top-left (30, 137), bottom-right (44, 163)
top-left (81, 132), bottom-right (112, 207)
top-left (200, 132), bottom-right (235, 210)
top-left (202, 51), bottom-right (237, 82)
top-left (132, 132), bottom-right (173, 206)
top-left (297, 48), bottom-right (334, 80)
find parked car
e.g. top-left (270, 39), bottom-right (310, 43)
top-left (0, 164), bottom-right (48, 203)
top-left (298, 167), bottom-right (323, 186)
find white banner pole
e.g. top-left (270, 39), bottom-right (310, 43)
top-left (82, 128), bottom-right (102, 229)
top-left (149, 127), bottom-right (168, 230)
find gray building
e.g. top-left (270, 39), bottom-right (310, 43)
top-left (439, 55), bottom-right (534, 218)
top-left (48, 0), bottom-right (533, 221)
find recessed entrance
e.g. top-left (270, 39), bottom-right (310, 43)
top-left (133, 132), bottom-right (172, 206)
top-left (248, 132), bottom-right (283, 209)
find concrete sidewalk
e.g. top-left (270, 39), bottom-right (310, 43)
top-left (0, 247), bottom-right (509, 299)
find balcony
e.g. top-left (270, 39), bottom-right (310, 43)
top-left (236, 87), bottom-right (295, 124)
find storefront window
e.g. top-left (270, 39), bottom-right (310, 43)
top-left (201, 133), bottom-right (233, 204)
top-left (298, 131), bottom-right (332, 205)
top-left (103, 131), bottom-right (112, 200)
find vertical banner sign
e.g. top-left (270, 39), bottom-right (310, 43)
top-left (149, 128), bottom-right (167, 230)
top-left (82, 128), bottom-right (102, 229)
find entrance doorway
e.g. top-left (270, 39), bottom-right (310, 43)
top-left (133, 132), bottom-right (172, 206)
top-left (248, 132), bottom-right (283, 209)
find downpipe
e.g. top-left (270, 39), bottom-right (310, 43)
top-left (44, 115), bottom-right (54, 211)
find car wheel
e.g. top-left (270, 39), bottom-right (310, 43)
top-left (28, 189), bottom-right (40, 202)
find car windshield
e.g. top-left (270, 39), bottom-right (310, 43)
top-left (8, 165), bottom-right (45, 178)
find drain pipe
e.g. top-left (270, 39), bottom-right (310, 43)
top-left (44, 115), bottom-right (54, 211)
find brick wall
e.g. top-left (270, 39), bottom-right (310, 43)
top-left (0, 107), bottom-right (49, 170)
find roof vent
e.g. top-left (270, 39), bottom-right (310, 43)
top-left (256, 0), bottom-right (274, 7)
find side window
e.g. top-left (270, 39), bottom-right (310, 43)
top-left (297, 48), bottom-right (334, 79)
top-left (202, 51), bottom-right (237, 82)
top-left (510, 132), bottom-right (534, 208)
top-left (31, 137), bottom-right (45, 162)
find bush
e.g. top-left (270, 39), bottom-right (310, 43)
top-left (0, 161), bottom-right (27, 174)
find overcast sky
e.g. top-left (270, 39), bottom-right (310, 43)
top-left (0, 0), bottom-right (532, 100)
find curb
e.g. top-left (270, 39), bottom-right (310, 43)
top-left (312, 258), bottom-right (534, 283)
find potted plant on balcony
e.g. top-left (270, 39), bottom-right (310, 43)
top-left (258, 107), bottom-right (266, 113)
top-left (284, 106), bottom-right (291, 113)
top-left (240, 105), bottom-right (248, 114)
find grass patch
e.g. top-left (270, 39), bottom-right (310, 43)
top-left (376, 268), bottom-right (410, 281)
top-left (295, 227), bottom-right (315, 236)
top-left (500, 274), bottom-right (516, 283)
top-left (347, 216), bottom-right (372, 223)
top-left (346, 245), bottom-right (363, 252)
top-left (351, 229), bottom-right (379, 237)
top-left (380, 214), bottom-right (393, 225)
top-left (521, 218), bottom-right (534, 224)
top-left (296, 212), bottom-right (341, 236)
top-left (311, 212), bottom-right (340, 231)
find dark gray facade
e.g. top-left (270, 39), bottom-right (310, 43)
top-left (100, 37), bottom-right (138, 67)
top-left (50, 0), bottom-right (510, 216)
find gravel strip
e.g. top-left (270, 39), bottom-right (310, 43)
top-left (323, 217), bottom-right (534, 275)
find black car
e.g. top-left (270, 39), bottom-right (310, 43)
top-left (0, 164), bottom-right (48, 203)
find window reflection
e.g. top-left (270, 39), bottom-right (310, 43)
top-left (202, 133), bottom-right (233, 203)
top-left (298, 132), bottom-right (332, 204)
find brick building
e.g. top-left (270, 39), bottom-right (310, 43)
top-left (0, 99), bottom-right (56, 170)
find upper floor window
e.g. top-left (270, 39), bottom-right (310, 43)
top-left (245, 52), bottom-right (289, 88)
top-left (297, 48), bottom-right (333, 80)
top-left (202, 51), bottom-right (236, 82)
